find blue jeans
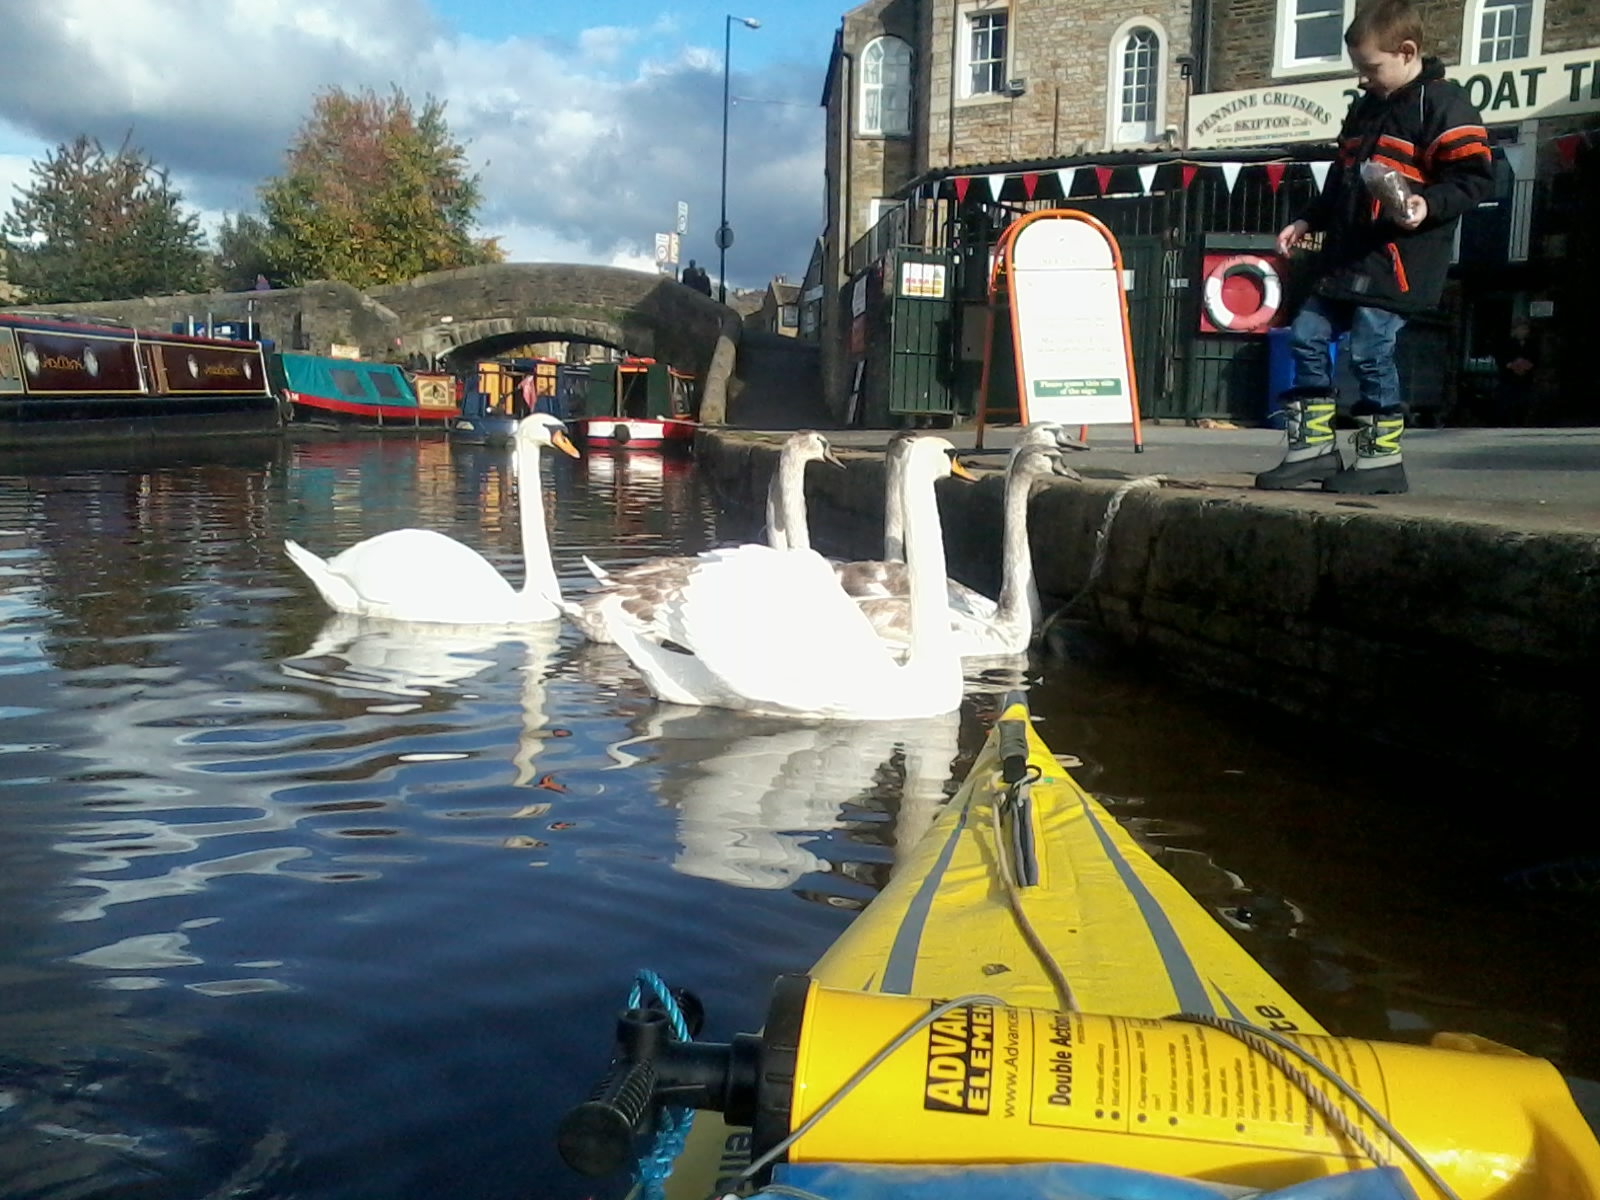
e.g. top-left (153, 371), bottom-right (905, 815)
top-left (1289, 295), bottom-right (1407, 412)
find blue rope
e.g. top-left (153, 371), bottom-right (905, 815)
top-left (628, 969), bottom-right (695, 1200)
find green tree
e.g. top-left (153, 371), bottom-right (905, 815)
top-left (1, 135), bottom-right (209, 303)
top-left (260, 87), bottom-right (503, 288)
top-left (211, 212), bottom-right (285, 292)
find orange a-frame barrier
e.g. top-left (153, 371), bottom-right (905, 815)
top-left (975, 209), bottom-right (1144, 453)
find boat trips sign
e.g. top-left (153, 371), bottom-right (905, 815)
top-left (1009, 216), bottom-right (1138, 427)
top-left (1189, 44), bottom-right (1600, 148)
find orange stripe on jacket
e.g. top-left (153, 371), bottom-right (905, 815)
top-left (1372, 154), bottom-right (1425, 182)
top-left (1438, 142), bottom-right (1492, 163)
top-left (1387, 244), bottom-right (1410, 293)
top-left (1425, 124), bottom-right (1490, 167)
top-left (1377, 135), bottom-right (1417, 158)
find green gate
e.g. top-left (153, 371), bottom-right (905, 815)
top-left (884, 249), bottom-right (957, 417)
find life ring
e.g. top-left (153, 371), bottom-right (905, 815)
top-left (1203, 255), bottom-right (1282, 332)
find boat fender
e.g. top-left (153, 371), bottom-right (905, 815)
top-left (613, 423), bottom-right (631, 444)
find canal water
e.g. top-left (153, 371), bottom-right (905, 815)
top-left (0, 437), bottom-right (1594, 1199)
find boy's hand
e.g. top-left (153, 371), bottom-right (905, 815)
top-left (1276, 219), bottom-right (1310, 256)
top-left (1398, 194), bottom-right (1428, 229)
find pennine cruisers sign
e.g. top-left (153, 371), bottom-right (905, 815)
top-left (1188, 44), bottom-right (1600, 148)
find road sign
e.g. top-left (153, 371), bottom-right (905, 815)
top-left (676, 201), bottom-right (689, 235)
top-left (669, 233), bottom-right (680, 264)
top-left (654, 233), bottom-right (670, 265)
top-left (715, 223), bottom-right (734, 251)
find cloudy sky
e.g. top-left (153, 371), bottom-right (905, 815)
top-left (0, 0), bottom-right (837, 289)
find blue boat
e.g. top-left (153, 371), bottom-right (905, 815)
top-left (274, 353), bottom-right (459, 429)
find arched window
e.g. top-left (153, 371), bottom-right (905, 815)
top-left (1117, 27), bottom-right (1161, 144)
top-left (860, 36), bottom-right (912, 136)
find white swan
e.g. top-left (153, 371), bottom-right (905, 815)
top-left (765, 430), bottom-right (844, 550)
top-left (565, 430), bottom-right (841, 644)
top-left (284, 413), bottom-right (579, 625)
top-left (597, 436), bottom-right (971, 720)
top-left (857, 443), bottom-right (1080, 659)
top-left (834, 422), bottom-right (1083, 616)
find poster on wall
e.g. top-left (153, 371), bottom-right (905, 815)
top-left (0, 328), bottom-right (22, 394)
top-left (1008, 216), bottom-right (1139, 427)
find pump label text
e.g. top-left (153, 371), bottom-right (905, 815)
top-left (923, 1003), bottom-right (994, 1114)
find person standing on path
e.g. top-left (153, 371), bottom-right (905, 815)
top-left (1257, 0), bottom-right (1495, 495)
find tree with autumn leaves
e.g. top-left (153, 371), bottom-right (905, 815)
top-left (254, 87), bottom-right (503, 288)
top-left (2, 87), bottom-right (500, 302)
top-left (2, 135), bottom-right (209, 303)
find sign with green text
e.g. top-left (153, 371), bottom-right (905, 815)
top-left (1188, 44), bottom-right (1600, 149)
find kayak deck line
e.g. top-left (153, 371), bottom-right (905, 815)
top-left (658, 700), bottom-right (1326, 1198)
top-left (812, 700), bottom-right (1321, 1032)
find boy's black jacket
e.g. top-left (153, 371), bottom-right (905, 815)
top-left (1296, 58), bottom-right (1496, 314)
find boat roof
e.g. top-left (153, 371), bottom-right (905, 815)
top-left (0, 311), bottom-right (261, 348)
top-left (279, 353), bottom-right (418, 406)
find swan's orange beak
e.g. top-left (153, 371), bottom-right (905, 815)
top-left (553, 430), bottom-right (581, 458)
top-left (949, 457), bottom-right (978, 482)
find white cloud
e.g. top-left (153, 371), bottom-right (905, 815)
top-left (0, 1), bottom-right (823, 287)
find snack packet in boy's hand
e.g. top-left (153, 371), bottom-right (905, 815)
top-left (1360, 160), bottom-right (1414, 223)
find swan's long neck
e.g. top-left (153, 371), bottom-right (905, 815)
top-left (995, 465), bottom-right (1040, 629)
top-left (900, 460), bottom-right (956, 669)
top-left (883, 448), bottom-right (908, 562)
top-left (516, 443), bottom-right (560, 600)
top-left (777, 450), bottom-right (811, 552)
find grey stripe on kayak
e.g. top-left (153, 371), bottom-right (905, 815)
top-left (881, 801), bottom-right (972, 994)
top-left (1078, 797), bottom-right (1215, 1017)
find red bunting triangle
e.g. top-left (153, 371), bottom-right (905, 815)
top-left (1555, 134), bottom-right (1582, 169)
top-left (1022, 172), bottom-right (1039, 200)
top-left (1094, 166), bottom-right (1113, 193)
top-left (1265, 163), bottom-right (1286, 193)
top-left (1181, 164), bottom-right (1198, 189)
top-left (953, 176), bottom-right (971, 202)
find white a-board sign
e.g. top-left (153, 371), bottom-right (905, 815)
top-left (1008, 212), bottom-right (1141, 430)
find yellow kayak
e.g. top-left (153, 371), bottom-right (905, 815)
top-left (564, 697), bottom-right (1600, 1200)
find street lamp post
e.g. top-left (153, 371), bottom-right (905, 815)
top-left (719, 14), bottom-right (761, 305)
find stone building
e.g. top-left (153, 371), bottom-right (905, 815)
top-left (817, 0), bottom-right (1599, 424)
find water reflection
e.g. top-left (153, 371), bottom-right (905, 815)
top-left (641, 709), bottom-right (961, 891)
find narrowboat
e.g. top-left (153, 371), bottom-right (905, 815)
top-left (450, 357), bottom-right (591, 446)
top-left (569, 357), bottom-right (696, 450)
top-left (0, 312), bottom-right (278, 447)
top-left (273, 352), bottom-right (459, 429)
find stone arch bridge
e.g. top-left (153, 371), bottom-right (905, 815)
top-left (4, 263), bottom-right (741, 420)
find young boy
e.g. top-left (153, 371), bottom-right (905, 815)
top-left (1257, 0), bottom-right (1496, 494)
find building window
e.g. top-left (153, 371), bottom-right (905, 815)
top-left (868, 197), bottom-right (900, 228)
top-left (780, 305), bottom-right (799, 328)
top-left (1476, 0), bottom-right (1532, 61)
top-left (965, 9), bottom-right (1009, 97)
top-left (860, 36), bottom-right (912, 135)
top-left (1276, 0), bottom-right (1352, 72)
top-left (1117, 28), bottom-right (1160, 143)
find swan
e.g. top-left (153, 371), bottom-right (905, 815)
top-left (832, 423), bottom-right (1082, 624)
top-left (284, 413), bottom-right (579, 624)
top-left (564, 429), bottom-right (841, 643)
top-left (765, 430), bottom-right (844, 550)
top-left (857, 443), bottom-right (1080, 659)
top-left (598, 436), bottom-right (972, 720)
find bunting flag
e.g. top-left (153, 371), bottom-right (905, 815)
top-left (1057, 167), bottom-right (1080, 197)
top-left (1264, 163), bottom-right (1286, 193)
top-left (1555, 133), bottom-right (1583, 169)
top-left (1022, 172), bottom-right (1039, 200)
top-left (988, 173), bottom-right (1008, 201)
top-left (1181, 164), bottom-right (1198, 190)
top-left (1219, 162), bottom-right (1242, 194)
top-left (1138, 164), bottom-right (1158, 195)
top-left (1309, 161), bottom-right (1331, 191)
top-left (1094, 165), bottom-right (1113, 193)
top-left (954, 176), bottom-right (971, 202)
